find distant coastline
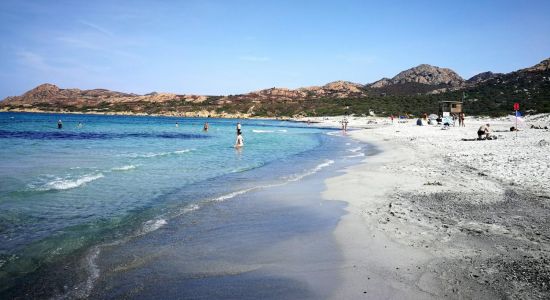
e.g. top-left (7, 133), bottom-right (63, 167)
top-left (2, 57), bottom-right (549, 118)
top-left (0, 107), bottom-right (287, 120)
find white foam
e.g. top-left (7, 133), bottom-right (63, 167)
top-left (213, 187), bottom-right (257, 201)
top-left (128, 149), bottom-right (192, 158)
top-left (252, 129), bottom-right (275, 133)
top-left (141, 219), bottom-right (168, 234)
top-left (348, 147), bottom-right (362, 153)
top-left (285, 159), bottom-right (335, 182)
top-left (173, 149), bottom-right (191, 154)
top-left (111, 165), bottom-right (137, 171)
top-left (56, 246), bottom-right (101, 299)
top-left (180, 203), bottom-right (200, 214)
top-left (278, 129), bottom-right (288, 132)
top-left (36, 173), bottom-right (104, 191)
top-left (346, 153), bottom-right (365, 158)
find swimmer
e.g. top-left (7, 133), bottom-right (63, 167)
top-left (176, 122), bottom-right (179, 128)
top-left (57, 119), bottom-right (63, 129)
top-left (203, 122), bottom-right (209, 132)
top-left (234, 133), bottom-right (244, 148)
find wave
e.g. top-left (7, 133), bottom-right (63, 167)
top-left (111, 165), bottom-right (137, 171)
top-left (213, 187), bottom-right (257, 202)
top-left (214, 159), bottom-right (335, 202)
top-left (252, 129), bottom-right (288, 133)
top-left (346, 153), bottom-right (365, 158)
top-left (126, 149), bottom-right (192, 158)
top-left (57, 159), bottom-right (336, 297)
top-left (252, 129), bottom-right (275, 133)
top-left (33, 173), bottom-right (104, 191)
top-left (54, 245), bottom-right (101, 300)
top-left (140, 219), bottom-right (168, 235)
top-left (348, 147), bottom-right (362, 153)
top-left (286, 159), bottom-right (334, 182)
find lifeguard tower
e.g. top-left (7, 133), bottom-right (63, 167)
top-left (438, 101), bottom-right (463, 116)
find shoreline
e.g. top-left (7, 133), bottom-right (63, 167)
top-left (0, 108), bottom-right (291, 120)
top-left (320, 116), bottom-right (550, 299)
top-left (0, 115), bottom-right (363, 299)
top-left (325, 130), bottom-right (443, 299)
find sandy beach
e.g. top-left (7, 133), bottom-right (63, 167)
top-left (302, 115), bottom-right (550, 299)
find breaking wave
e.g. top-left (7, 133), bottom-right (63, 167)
top-left (32, 173), bottom-right (104, 191)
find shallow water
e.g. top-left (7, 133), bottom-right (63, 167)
top-left (0, 112), bottom-right (366, 298)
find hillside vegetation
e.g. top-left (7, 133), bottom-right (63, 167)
top-left (1, 58), bottom-right (549, 117)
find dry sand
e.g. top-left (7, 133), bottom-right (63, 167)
top-left (304, 114), bottom-right (550, 299)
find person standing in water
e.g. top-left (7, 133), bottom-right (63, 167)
top-left (236, 122), bottom-right (242, 135)
top-left (235, 133), bottom-right (244, 148)
top-left (57, 119), bottom-right (63, 129)
top-left (203, 122), bottom-right (209, 132)
top-left (175, 122), bottom-right (179, 128)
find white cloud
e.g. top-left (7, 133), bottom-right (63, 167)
top-left (78, 20), bottom-right (114, 37)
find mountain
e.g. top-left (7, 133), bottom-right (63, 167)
top-left (366, 64), bottom-right (465, 95)
top-left (521, 57), bottom-right (550, 72)
top-left (223, 81), bottom-right (367, 102)
top-left (0, 83), bottom-right (208, 114)
top-left (1, 58), bottom-right (549, 117)
top-left (466, 71), bottom-right (503, 84)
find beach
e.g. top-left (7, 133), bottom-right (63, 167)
top-left (0, 112), bottom-right (367, 299)
top-left (308, 114), bottom-right (550, 299)
top-left (1, 111), bottom-right (549, 299)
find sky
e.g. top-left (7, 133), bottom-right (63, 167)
top-left (1, 0), bottom-right (549, 99)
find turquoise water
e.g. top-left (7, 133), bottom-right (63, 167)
top-left (0, 112), bottom-right (366, 296)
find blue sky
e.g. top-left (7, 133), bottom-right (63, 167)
top-left (1, 0), bottom-right (549, 98)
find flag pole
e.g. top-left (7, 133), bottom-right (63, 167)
top-left (515, 110), bottom-right (518, 139)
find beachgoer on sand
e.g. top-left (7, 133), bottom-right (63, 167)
top-left (342, 117), bottom-right (349, 131)
top-left (477, 124), bottom-right (491, 140)
top-left (459, 112), bottom-right (465, 127)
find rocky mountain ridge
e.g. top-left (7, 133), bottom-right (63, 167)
top-left (368, 64), bottom-right (465, 88)
top-left (1, 57), bottom-right (548, 116)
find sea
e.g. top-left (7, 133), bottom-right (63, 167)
top-left (0, 112), bottom-right (367, 299)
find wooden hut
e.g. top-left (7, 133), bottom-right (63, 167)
top-left (438, 101), bottom-right (463, 116)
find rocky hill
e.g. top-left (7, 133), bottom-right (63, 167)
top-left (221, 81), bottom-right (367, 103)
top-left (366, 64), bottom-right (465, 95)
top-left (1, 58), bottom-right (548, 117)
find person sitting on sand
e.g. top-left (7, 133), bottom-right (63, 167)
top-left (235, 133), bottom-right (244, 148)
top-left (477, 124), bottom-right (491, 140)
